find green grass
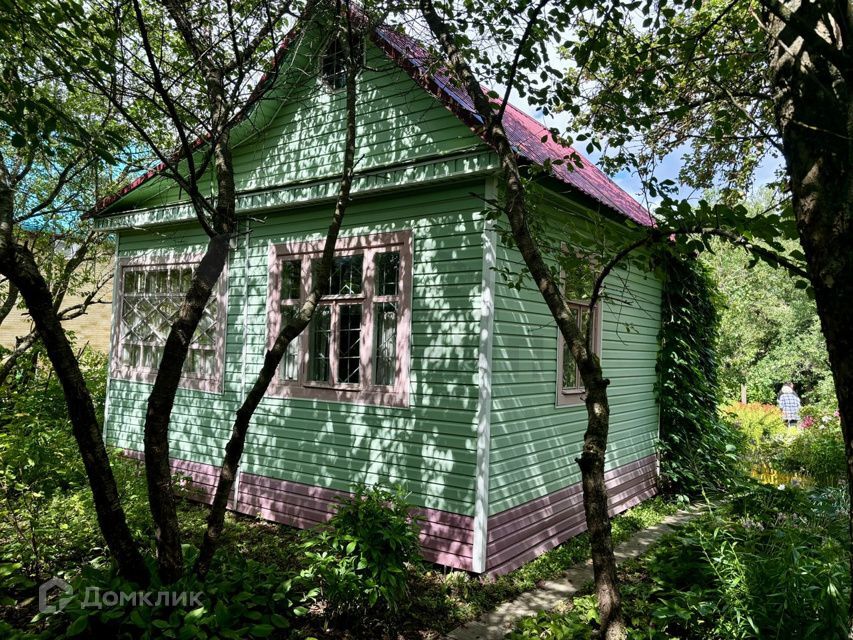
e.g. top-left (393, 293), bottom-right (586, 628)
top-left (505, 484), bottom-right (849, 640)
top-left (405, 496), bottom-right (680, 635)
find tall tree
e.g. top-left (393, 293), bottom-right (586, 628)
top-left (194, 1), bottom-right (368, 577)
top-left (0, 0), bottom-right (148, 583)
top-left (418, 2), bottom-right (629, 635)
top-left (549, 0), bottom-right (850, 626)
top-left (68, 0), bottom-right (320, 582)
top-left (411, 1), bottom-right (825, 636)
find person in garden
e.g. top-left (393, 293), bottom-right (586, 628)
top-left (777, 383), bottom-right (801, 427)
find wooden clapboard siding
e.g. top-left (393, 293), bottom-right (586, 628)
top-left (112, 39), bottom-right (484, 214)
top-left (104, 183), bottom-right (487, 522)
top-left (485, 454), bottom-right (657, 575)
top-left (488, 185), bottom-right (662, 517)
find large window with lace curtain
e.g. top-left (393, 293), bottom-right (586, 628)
top-left (267, 230), bottom-right (412, 407)
top-left (111, 255), bottom-right (226, 393)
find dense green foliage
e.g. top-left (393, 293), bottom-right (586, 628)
top-left (722, 402), bottom-right (787, 446)
top-left (0, 355), bottom-right (682, 639)
top-left (720, 403), bottom-right (846, 488)
top-left (721, 402), bottom-right (790, 477)
top-left (300, 484), bottom-right (421, 621)
top-left (34, 549), bottom-right (308, 640)
top-left (782, 409), bottom-right (846, 487)
top-left (509, 485), bottom-right (849, 639)
top-left (703, 234), bottom-right (834, 407)
top-left (0, 348), bottom-right (151, 582)
top-left (656, 253), bottom-right (740, 496)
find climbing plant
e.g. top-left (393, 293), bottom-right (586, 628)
top-left (656, 252), bottom-right (742, 497)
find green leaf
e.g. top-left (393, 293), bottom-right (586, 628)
top-left (184, 606), bottom-right (206, 623)
top-left (66, 615), bottom-right (89, 637)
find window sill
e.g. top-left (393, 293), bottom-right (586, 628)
top-left (556, 389), bottom-right (586, 408)
top-left (266, 380), bottom-right (409, 408)
top-left (110, 367), bottom-right (224, 394)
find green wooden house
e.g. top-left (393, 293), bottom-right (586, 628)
top-left (90, 25), bottom-right (660, 576)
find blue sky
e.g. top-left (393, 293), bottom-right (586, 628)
top-left (514, 96), bottom-right (783, 210)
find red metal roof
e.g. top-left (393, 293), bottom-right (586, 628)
top-left (92, 23), bottom-right (653, 227)
top-left (374, 27), bottom-right (653, 227)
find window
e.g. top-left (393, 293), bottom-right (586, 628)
top-left (267, 231), bottom-right (412, 407)
top-left (111, 255), bottom-right (226, 393)
top-left (320, 37), bottom-right (363, 91)
top-left (556, 254), bottom-right (602, 406)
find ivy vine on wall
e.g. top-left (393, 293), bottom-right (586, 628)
top-left (656, 252), bottom-right (741, 496)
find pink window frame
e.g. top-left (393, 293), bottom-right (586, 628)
top-left (266, 230), bottom-right (413, 408)
top-left (110, 252), bottom-right (228, 394)
top-left (555, 301), bottom-right (603, 408)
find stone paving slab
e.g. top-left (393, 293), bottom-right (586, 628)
top-left (447, 505), bottom-right (705, 640)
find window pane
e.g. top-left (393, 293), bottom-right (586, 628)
top-left (580, 308), bottom-right (590, 341)
top-left (181, 267), bottom-right (193, 291)
top-left (309, 306), bottom-right (331, 382)
top-left (120, 262), bottom-right (222, 378)
top-left (315, 255), bottom-right (363, 295)
top-left (168, 268), bottom-right (183, 293)
top-left (321, 39), bottom-right (346, 90)
top-left (562, 341), bottom-right (577, 390)
top-left (193, 310), bottom-right (216, 346)
top-left (280, 304), bottom-right (299, 381)
top-left (563, 258), bottom-right (595, 301)
top-left (141, 345), bottom-right (162, 370)
top-left (122, 343), bottom-right (140, 368)
top-left (280, 259), bottom-right (301, 300)
top-left (375, 252), bottom-right (400, 296)
top-left (155, 298), bottom-right (180, 341)
top-left (338, 304), bottom-right (362, 384)
top-left (123, 270), bottom-right (138, 294)
top-left (144, 269), bottom-right (167, 294)
top-left (373, 302), bottom-right (397, 386)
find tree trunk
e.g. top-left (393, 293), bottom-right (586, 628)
top-left (579, 378), bottom-right (623, 638)
top-left (419, 2), bottom-right (625, 635)
top-left (764, 1), bottom-right (852, 630)
top-left (143, 232), bottom-right (231, 583)
top-left (0, 244), bottom-right (149, 585)
top-left (194, 12), bottom-right (360, 578)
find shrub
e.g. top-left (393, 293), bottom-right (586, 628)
top-left (507, 597), bottom-right (599, 639)
top-left (645, 487), bottom-right (847, 639)
top-left (783, 416), bottom-right (846, 487)
top-left (37, 548), bottom-right (309, 640)
top-left (301, 484), bottom-right (421, 621)
top-left (722, 402), bottom-right (787, 445)
top-left (509, 485), bottom-right (849, 640)
top-left (722, 402), bottom-right (792, 473)
top-left (0, 350), bottom-right (152, 584)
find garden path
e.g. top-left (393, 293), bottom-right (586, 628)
top-left (446, 504), bottom-right (706, 640)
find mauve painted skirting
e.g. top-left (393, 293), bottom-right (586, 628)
top-left (120, 450), bottom-right (475, 570)
top-left (120, 450), bottom-right (656, 575)
top-left (485, 454), bottom-right (658, 575)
